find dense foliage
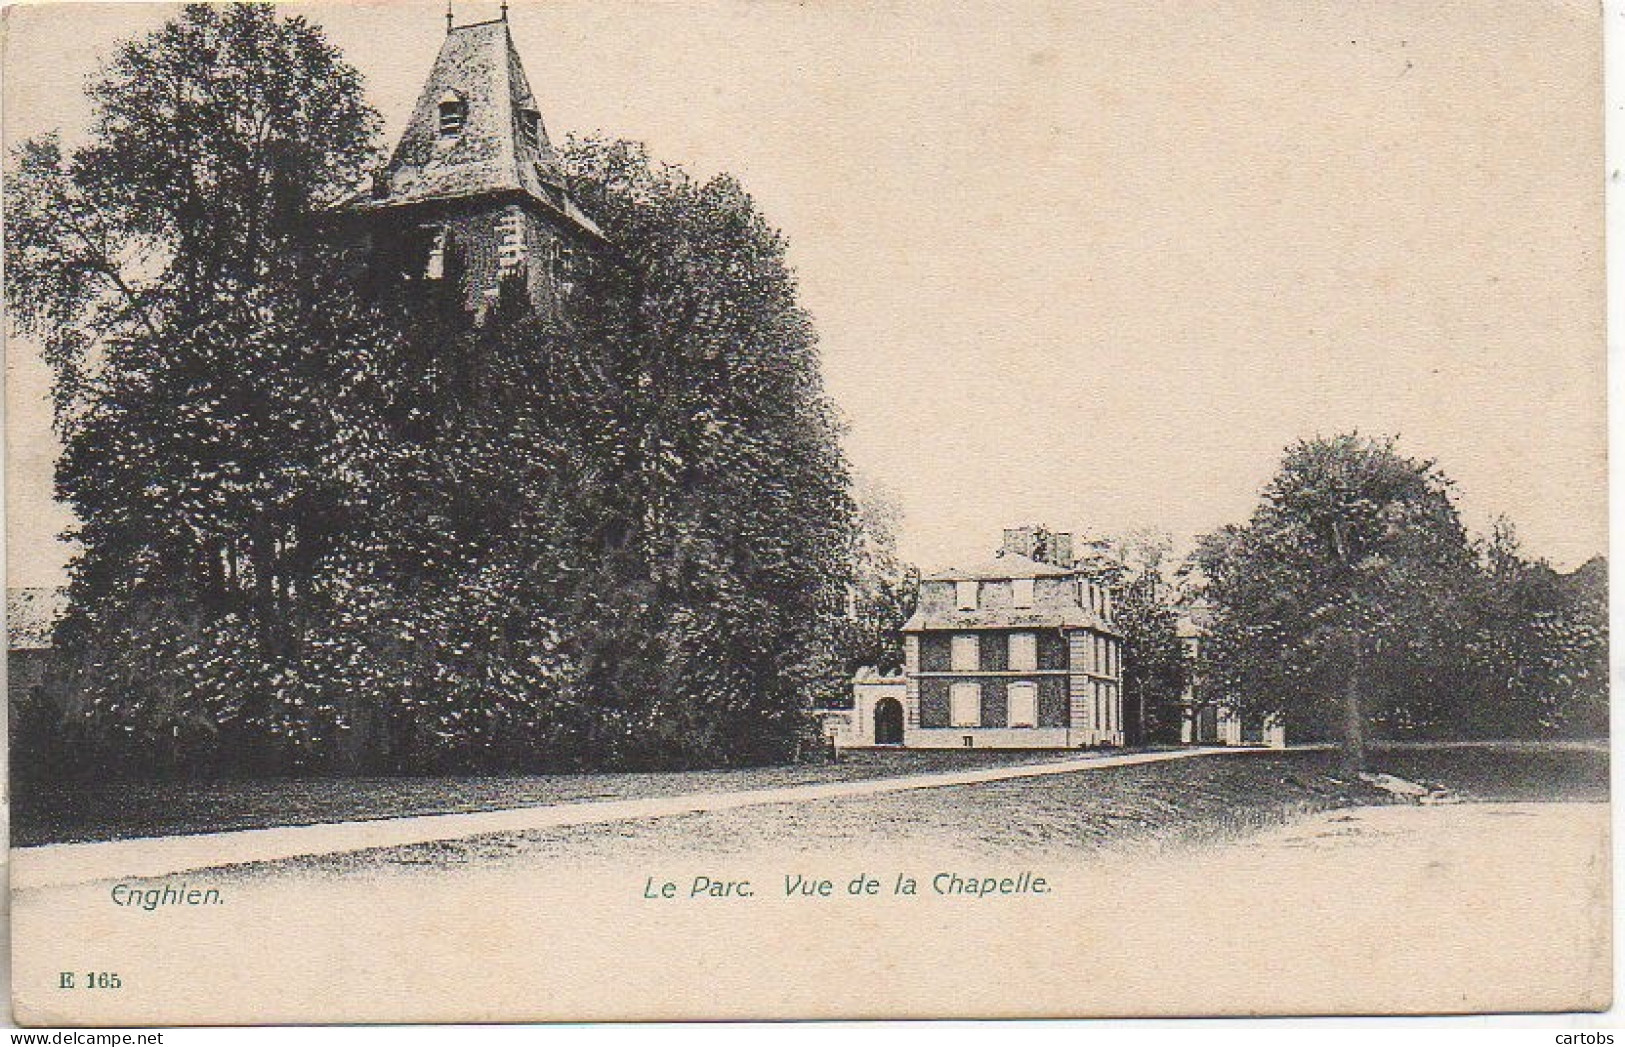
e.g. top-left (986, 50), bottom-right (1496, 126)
top-left (555, 137), bottom-right (859, 767)
top-left (1190, 434), bottom-right (1606, 767)
top-left (1457, 521), bottom-right (1607, 739)
top-left (8, 7), bottom-right (860, 776)
top-left (1074, 531), bottom-right (1185, 745)
top-left (7, 5), bottom-right (388, 775)
top-left (838, 483), bottom-right (919, 679)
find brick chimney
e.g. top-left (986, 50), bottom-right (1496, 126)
top-left (1000, 526), bottom-right (1073, 567)
top-left (1001, 527), bottom-right (1038, 559)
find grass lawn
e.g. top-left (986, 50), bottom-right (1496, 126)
top-left (14, 741), bottom-right (1605, 853)
top-left (328, 743), bottom-right (1603, 871)
top-left (1368, 741), bottom-right (1608, 803)
top-left (284, 748), bottom-right (1399, 872)
top-left (12, 747), bottom-right (1097, 847)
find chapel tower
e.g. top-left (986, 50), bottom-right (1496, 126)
top-left (341, 7), bottom-right (605, 313)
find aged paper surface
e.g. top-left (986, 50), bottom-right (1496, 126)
top-left (4, 0), bottom-right (1609, 1024)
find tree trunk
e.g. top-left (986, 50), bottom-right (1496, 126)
top-left (250, 523), bottom-right (279, 656)
top-left (1342, 643), bottom-right (1366, 773)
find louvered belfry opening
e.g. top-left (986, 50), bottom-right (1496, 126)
top-left (339, 15), bottom-right (606, 313)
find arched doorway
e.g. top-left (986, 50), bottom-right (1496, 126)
top-left (873, 697), bottom-right (904, 746)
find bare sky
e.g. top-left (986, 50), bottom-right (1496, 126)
top-left (4, 0), bottom-right (1605, 586)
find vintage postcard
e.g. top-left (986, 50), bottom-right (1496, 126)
top-left (3, 0), bottom-right (1609, 1025)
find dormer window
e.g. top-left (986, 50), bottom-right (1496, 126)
top-left (438, 92), bottom-right (468, 136)
top-left (519, 109), bottom-right (540, 150)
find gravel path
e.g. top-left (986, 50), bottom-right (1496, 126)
top-left (12, 745), bottom-right (1252, 889)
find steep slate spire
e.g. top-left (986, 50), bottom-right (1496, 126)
top-left (355, 17), bottom-right (602, 240)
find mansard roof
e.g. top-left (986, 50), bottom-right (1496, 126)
top-left (344, 19), bottom-right (603, 241)
top-left (901, 607), bottom-right (1119, 635)
top-left (903, 553), bottom-right (1120, 636)
top-left (920, 552), bottom-right (1076, 582)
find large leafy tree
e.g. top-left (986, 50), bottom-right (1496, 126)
top-left (560, 138), bottom-right (859, 766)
top-left (5, 5), bottom-right (385, 771)
top-left (8, 5), bottom-right (377, 368)
top-left (1192, 434), bottom-right (1478, 769)
top-left (305, 138), bottom-right (867, 772)
top-left (10, 9), bottom-right (858, 774)
top-left (293, 270), bottom-right (611, 772)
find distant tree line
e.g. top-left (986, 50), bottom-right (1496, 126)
top-left (1072, 531), bottom-right (1186, 747)
top-left (7, 6), bottom-right (858, 778)
top-left (1000, 434), bottom-right (1606, 765)
top-left (1189, 434), bottom-right (1607, 769)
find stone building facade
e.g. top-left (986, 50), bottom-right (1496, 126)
top-left (832, 530), bottom-right (1125, 749)
top-left (332, 13), bottom-right (606, 314)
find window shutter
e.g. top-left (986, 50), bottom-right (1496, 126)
top-left (951, 635), bottom-right (979, 672)
top-left (1008, 632), bottom-right (1037, 672)
top-left (1007, 682), bottom-right (1037, 728)
top-left (950, 683), bottom-right (982, 727)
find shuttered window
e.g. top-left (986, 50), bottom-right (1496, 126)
top-left (955, 580), bottom-right (978, 610)
top-left (1011, 577), bottom-right (1035, 608)
top-left (950, 682), bottom-right (981, 727)
top-left (1007, 682), bottom-right (1037, 728)
top-left (950, 634), bottom-right (979, 672)
top-left (1008, 632), bottom-right (1037, 672)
